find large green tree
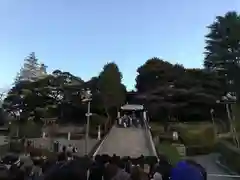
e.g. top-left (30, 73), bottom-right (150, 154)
top-left (3, 70), bottom-right (85, 123)
top-left (98, 62), bottom-right (126, 123)
top-left (135, 58), bottom-right (224, 122)
top-left (204, 11), bottom-right (240, 98)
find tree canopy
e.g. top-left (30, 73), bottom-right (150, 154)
top-left (3, 56), bottom-right (126, 126)
top-left (98, 62), bottom-right (126, 120)
top-left (133, 58), bottom-right (225, 122)
top-left (2, 11), bottom-right (240, 125)
top-left (204, 11), bottom-right (240, 100)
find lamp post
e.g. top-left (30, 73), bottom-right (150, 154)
top-left (81, 89), bottom-right (92, 155)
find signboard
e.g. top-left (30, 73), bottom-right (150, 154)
top-left (173, 131), bottom-right (178, 141)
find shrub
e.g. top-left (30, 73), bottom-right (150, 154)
top-left (157, 143), bottom-right (181, 165)
top-left (10, 121), bottom-right (42, 138)
top-left (186, 145), bottom-right (214, 156)
top-left (169, 123), bottom-right (216, 155)
top-left (215, 140), bottom-right (240, 173)
top-left (149, 123), bottom-right (165, 137)
top-left (90, 114), bottom-right (107, 129)
top-left (175, 123), bottom-right (216, 147)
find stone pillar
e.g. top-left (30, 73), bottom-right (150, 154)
top-left (143, 111), bottom-right (147, 121)
top-left (98, 125), bottom-right (101, 140)
top-left (42, 132), bottom-right (46, 138)
top-left (117, 111), bottom-right (121, 118)
top-left (68, 132), bottom-right (71, 140)
top-left (173, 131), bottom-right (178, 141)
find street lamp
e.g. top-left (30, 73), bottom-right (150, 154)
top-left (81, 89), bottom-right (92, 155)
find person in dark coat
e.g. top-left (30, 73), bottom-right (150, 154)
top-left (104, 163), bottom-right (119, 180)
top-left (88, 155), bottom-right (104, 180)
top-left (156, 155), bottom-right (172, 180)
top-left (44, 160), bottom-right (88, 180)
top-left (138, 155), bottom-right (145, 169)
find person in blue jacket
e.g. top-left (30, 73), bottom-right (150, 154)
top-left (171, 160), bottom-right (206, 180)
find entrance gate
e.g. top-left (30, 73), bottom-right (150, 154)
top-left (118, 104), bottom-right (147, 127)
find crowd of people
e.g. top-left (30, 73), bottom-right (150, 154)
top-left (45, 153), bottom-right (207, 180)
top-left (118, 113), bottom-right (143, 128)
top-left (0, 150), bottom-right (207, 180)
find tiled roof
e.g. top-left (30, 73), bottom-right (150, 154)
top-left (121, 104), bottom-right (144, 111)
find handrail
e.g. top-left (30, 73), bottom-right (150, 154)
top-left (92, 123), bottom-right (116, 157)
top-left (92, 119), bottom-right (158, 159)
top-left (143, 118), bottom-right (158, 159)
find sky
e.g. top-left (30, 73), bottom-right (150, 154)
top-left (0, 0), bottom-right (240, 91)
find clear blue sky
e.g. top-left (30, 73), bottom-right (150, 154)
top-left (0, 0), bottom-right (239, 91)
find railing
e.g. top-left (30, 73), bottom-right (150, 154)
top-left (92, 122), bottom-right (117, 157)
top-left (142, 117), bottom-right (158, 159)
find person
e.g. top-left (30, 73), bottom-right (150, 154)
top-left (62, 145), bottom-right (67, 153)
top-left (151, 172), bottom-right (162, 180)
top-left (72, 146), bottom-right (77, 153)
top-left (130, 165), bottom-right (148, 180)
top-left (112, 163), bottom-right (131, 180)
top-left (88, 155), bottom-right (104, 180)
top-left (44, 160), bottom-right (87, 180)
top-left (67, 144), bottom-right (73, 153)
top-left (138, 155), bottom-right (145, 169)
top-left (104, 163), bottom-right (119, 180)
top-left (156, 155), bottom-right (172, 180)
top-left (170, 160), bottom-right (205, 180)
top-left (185, 160), bottom-right (207, 180)
top-left (124, 156), bottom-right (132, 174)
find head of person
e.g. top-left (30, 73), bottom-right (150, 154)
top-left (130, 165), bottom-right (141, 180)
top-left (95, 155), bottom-right (101, 162)
top-left (171, 160), bottom-right (205, 180)
top-left (152, 172), bottom-right (163, 180)
top-left (45, 160), bottom-right (86, 180)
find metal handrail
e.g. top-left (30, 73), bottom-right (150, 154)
top-left (143, 117), bottom-right (158, 159)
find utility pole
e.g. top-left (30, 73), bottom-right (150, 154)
top-left (81, 89), bottom-right (92, 155)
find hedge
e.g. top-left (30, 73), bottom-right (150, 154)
top-left (176, 124), bottom-right (216, 147)
top-left (185, 145), bottom-right (214, 156)
top-left (157, 143), bottom-right (181, 165)
top-left (215, 140), bottom-right (240, 173)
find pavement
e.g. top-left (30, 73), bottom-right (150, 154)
top-left (190, 154), bottom-right (238, 180)
top-left (95, 125), bottom-right (153, 157)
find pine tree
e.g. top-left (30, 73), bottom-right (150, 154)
top-left (15, 52), bottom-right (47, 84)
top-left (204, 11), bottom-right (240, 70)
top-left (204, 11), bottom-right (240, 96)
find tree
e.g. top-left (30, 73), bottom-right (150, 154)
top-left (3, 68), bottom-right (86, 124)
top-left (204, 11), bottom-right (240, 96)
top-left (135, 58), bottom-right (224, 122)
top-left (98, 62), bottom-right (126, 123)
top-left (15, 52), bottom-right (48, 84)
top-left (136, 57), bottom-right (185, 93)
